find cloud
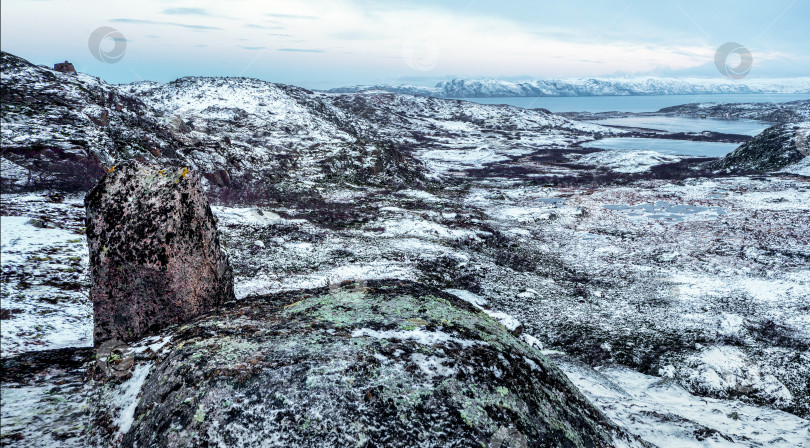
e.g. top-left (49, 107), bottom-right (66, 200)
top-left (278, 48), bottom-right (324, 53)
top-left (3, 0), bottom-right (802, 87)
top-left (99, 2), bottom-right (725, 78)
top-left (110, 18), bottom-right (221, 30)
top-left (264, 13), bottom-right (317, 19)
top-left (331, 30), bottom-right (387, 40)
top-left (245, 23), bottom-right (283, 30)
top-left (163, 7), bottom-right (209, 16)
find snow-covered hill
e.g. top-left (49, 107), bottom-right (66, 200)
top-left (0, 52), bottom-right (186, 191)
top-left (330, 77), bottom-right (810, 98)
top-left (2, 52), bottom-right (622, 195)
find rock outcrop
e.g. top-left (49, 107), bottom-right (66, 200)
top-left (89, 280), bottom-right (637, 448)
top-left (53, 61), bottom-right (76, 74)
top-left (713, 123), bottom-right (808, 172)
top-left (85, 160), bottom-right (234, 345)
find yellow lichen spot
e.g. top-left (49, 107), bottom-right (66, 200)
top-left (174, 167), bottom-right (190, 184)
top-left (107, 165), bottom-right (116, 173)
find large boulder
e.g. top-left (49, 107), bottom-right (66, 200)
top-left (85, 160), bottom-right (234, 345)
top-left (90, 280), bottom-right (641, 448)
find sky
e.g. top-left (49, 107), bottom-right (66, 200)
top-left (1, 0), bottom-right (808, 89)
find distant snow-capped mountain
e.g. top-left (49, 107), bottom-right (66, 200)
top-left (329, 77), bottom-right (810, 98)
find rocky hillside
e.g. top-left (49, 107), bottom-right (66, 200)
top-left (127, 77), bottom-right (612, 189)
top-left (658, 100), bottom-right (810, 123)
top-left (0, 52), bottom-right (187, 191)
top-left (713, 122), bottom-right (809, 172)
top-left (2, 51), bottom-right (621, 196)
top-left (329, 77), bottom-right (810, 98)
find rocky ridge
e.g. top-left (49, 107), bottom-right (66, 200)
top-left (0, 52), bottom-right (187, 191)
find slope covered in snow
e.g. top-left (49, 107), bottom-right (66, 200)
top-left (0, 52), bottom-right (187, 191)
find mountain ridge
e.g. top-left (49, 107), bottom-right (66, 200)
top-left (329, 76), bottom-right (810, 98)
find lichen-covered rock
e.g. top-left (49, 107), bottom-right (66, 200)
top-left (85, 160), bottom-right (234, 345)
top-left (94, 280), bottom-right (640, 448)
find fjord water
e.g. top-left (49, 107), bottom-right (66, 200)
top-left (456, 94), bottom-right (809, 157)
top-left (591, 116), bottom-right (771, 135)
top-left (454, 93), bottom-right (810, 113)
top-left (582, 137), bottom-right (740, 157)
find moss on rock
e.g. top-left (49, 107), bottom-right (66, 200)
top-left (103, 280), bottom-right (636, 448)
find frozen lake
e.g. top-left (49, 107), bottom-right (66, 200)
top-left (604, 201), bottom-right (727, 222)
top-left (582, 137), bottom-right (740, 157)
top-left (453, 93), bottom-right (810, 113)
top-left (592, 116), bottom-right (772, 136)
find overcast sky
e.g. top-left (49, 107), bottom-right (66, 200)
top-left (2, 0), bottom-right (808, 88)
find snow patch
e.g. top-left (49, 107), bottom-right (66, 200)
top-left (1, 215), bottom-right (92, 355)
top-left (675, 346), bottom-right (793, 407)
top-left (410, 353), bottom-right (457, 377)
top-left (444, 289), bottom-right (522, 331)
top-left (574, 149), bottom-right (682, 173)
top-left (351, 328), bottom-right (483, 348)
top-left (444, 288), bottom-right (488, 307)
top-left (113, 363), bottom-right (153, 437)
top-left (520, 333), bottom-right (543, 350)
top-left (556, 355), bottom-right (810, 448)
